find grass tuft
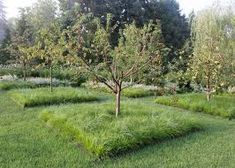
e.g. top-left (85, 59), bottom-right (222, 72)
top-left (155, 93), bottom-right (235, 119)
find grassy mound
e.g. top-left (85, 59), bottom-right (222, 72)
top-left (155, 93), bottom-right (235, 119)
top-left (39, 102), bottom-right (202, 157)
top-left (9, 87), bottom-right (99, 107)
top-left (0, 80), bottom-right (35, 90)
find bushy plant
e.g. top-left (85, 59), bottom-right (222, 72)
top-left (0, 66), bottom-right (23, 77)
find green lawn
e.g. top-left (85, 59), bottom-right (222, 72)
top-left (0, 91), bottom-right (234, 167)
top-left (40, 101), bottom-right (201, 157)
top-left (155, 93), bottom-right (235, 119)
top-left (8, 87), bottom-right (100, 107)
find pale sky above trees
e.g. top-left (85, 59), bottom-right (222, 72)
top-left (3, 0), bottom-right (229, 18)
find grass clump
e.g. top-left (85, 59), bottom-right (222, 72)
top-left (155, 93), bottom-right (235, 119)
top-left (9, 87), bottom-right (99, 107)
top-left (39, 101), bottom-right (202, 157)
top-left (0, 80), bottom-right (35, 90)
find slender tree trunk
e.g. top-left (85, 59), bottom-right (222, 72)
top-left (23, 62), bottom-right (26, 81)
top-left (206, 76), bottom-right (211, 101)
top-left (207, 87), bottom-right (212, 101)
top-left (115, 85), bottom-right (121, 117)
top-left (49, 65), bottom-right (53, 92)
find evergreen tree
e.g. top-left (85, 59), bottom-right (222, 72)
top-left (58, 0), bottom-right (189, 57)
top-left (0, 0), bottom-right (6, 42)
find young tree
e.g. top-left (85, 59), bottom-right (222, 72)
top-left (34, 24), bottom-right (63, 92)
top-left (190, 5), bottom-right (234, 101)
top-left (68, 15), bottom-right (167, 117)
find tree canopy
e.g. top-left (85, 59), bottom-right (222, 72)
top-left (59, 0), bottom-right (189, 60)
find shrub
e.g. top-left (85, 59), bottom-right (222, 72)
top-left (0, 66), bottom-right (22, 77)
top-left (39, 102), bottom-right (202, 157)
top-left (0, 66), bottom-right (87, 86)
top-left (155, 93), bottom-right (235, 119)
top-left (9, 87), bottom-right (99, 107)
top-left (30, 68), bottom-right (87, 87)
top-left (0, 78), bottom-right (69, 91)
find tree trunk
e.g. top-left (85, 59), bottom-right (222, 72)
top-left (206, 86), bottom-right (212, 101)
top-left (207, 92), bottom-right (212, 101)
top-left (23, 62), bottom-right (26, 81)
top-left (206, 75), bottom-right (211, 101)
top-left (49, 65), bottom-right (53, 92)
top-left (115, 86), bottom-right (121, 117)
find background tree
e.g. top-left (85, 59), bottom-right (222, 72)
top-left (68, 14), bottom-right (167, 116)
top-left (59, 0), bottom-right (189, 63)
top-left (0, 27), bottom-right (11, 64)
top-left (0, 0), bottom-right (9, 64)
top-left (218, 3), bottom-right (235, 90)
top-left (0, 0), bottom-right (6, 42)
top-left (10, 8), bottom-right (34, 80)
top-left (29, 0), bottom-right (58, 30)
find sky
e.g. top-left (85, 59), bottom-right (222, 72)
top-left (4, 0), bottom-right (221, 19)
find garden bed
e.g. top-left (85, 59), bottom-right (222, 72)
top-left (39, 101), bottom-right (202, 157)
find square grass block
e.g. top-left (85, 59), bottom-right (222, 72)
top-left (39, 101), bottom-right (202, 157)
top-left (155, 93), bottom-right (235, 119)
top-left (8, 87), bottom-right (99, 107)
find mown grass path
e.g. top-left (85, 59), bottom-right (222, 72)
top-left (0, 92), bottom-right (234, 168)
